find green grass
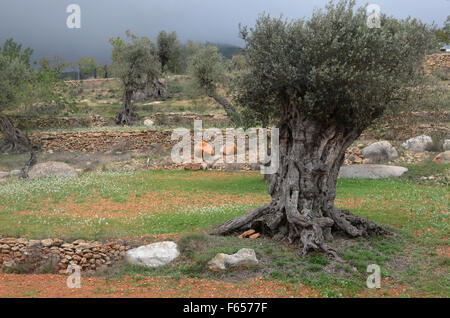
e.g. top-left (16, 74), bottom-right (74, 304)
top-left (0, 168), bottom-right (448, 296)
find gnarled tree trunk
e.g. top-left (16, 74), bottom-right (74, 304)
top-left (116, 90), bottom-right (139, 125)
top-left (0, 114), bottom-right (30, 153)
top-left (212, 104), bottom-right (389, 258)
top-left (148, 77), bottom-right (170, 100)
top-left (209, 92), bottom-right (238, 125)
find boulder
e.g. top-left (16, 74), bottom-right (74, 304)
top-left (362, 141), bottom-right (398, 163)
top-left (443, 140), bottom-right (450, 151)
top-left (125, 241), bottom-right (179, 267)
top-left (194, 142), bottom-right (215, 159)
top-left (221, 143), bottom-right (237, 156)
top-left (28, 162), bottom-right (77, 179)
top-left (208, 248), bottom-right (259, 271)
top-left (0, 171), bottom-right (9, 178)
top-left (433, 151), bottom-right (450, 164)
top-left (401, 135), bottom-right (433, 152)
top-left (339, 164), bottom-right (408, 179)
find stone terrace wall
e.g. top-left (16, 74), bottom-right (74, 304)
top-left (423, 53), bottom-right (450, 74)
top-left (0, 237), bottom-right (131, 274)
top-left (30, 130), bottom-right (176, 153)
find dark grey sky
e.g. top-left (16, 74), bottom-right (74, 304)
top-left (0, 0), bottom-right (448, 65)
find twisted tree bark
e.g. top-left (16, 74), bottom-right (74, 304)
top-left (211, 103), bottom-right (389, 258)
top-left (116, 90), bottom-right (139, 125)
top-left (0, 114), bottom-right (30, 153)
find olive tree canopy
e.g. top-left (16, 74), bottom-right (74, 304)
top-left (213, 0), bottom-right (434, 258)
top-left (110, 32), bottom-right (160, 125)
top-left (187, 45), bottom-right (238, 123)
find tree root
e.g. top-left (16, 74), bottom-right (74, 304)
top-left (210, 204), bottom-right (391, 261)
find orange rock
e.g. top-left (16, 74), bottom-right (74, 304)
top-left (221, 143), bottom-right (237, 156)
top-left (249, 233), bottom-right (260, 239)
top-left (194, 142), bottom-right (215, 159)
top-left (239, 229), bottom-right (256, 238)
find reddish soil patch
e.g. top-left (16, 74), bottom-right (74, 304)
top-left (0, 274), bottom-right (430, 298)
top-left (20, 191), bottom-right (271, 219)
top-left (0, 274), bottom-right (315, 298)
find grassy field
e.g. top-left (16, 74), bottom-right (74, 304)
top-left (0, 164), bottom-right (448, 297)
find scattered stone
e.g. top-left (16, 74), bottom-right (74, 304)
top-left (443, 140), bottom-right (450, 151)
top-left (401, 135), bottom-right (433, 152)
top-left (28, 161), bottom-right (77, 179)
top-left (125, 241), bottom-right (179, 268)
top-left (362, 141), bottom-right (398, 163)
top-left (2, 260), bottom-right (16, 268)
top-left (41, 239), bottom-right (53, 247)
top-left (208, 248), bottom-right (259, 272)
top-left (339, 164), bottom-right (408, 179)
top-left (184, 163), bottom-right (201, 171)
top-left (143, 119), bottom-right (154, 127)
top-left (433, 151), bottom-right (450, 164)
top-left (224, 163), bottom-right (244, 171)
top-left (238, 229), bottom-right (256, 238)
top-left (9, 170), bottom-right (21, 176)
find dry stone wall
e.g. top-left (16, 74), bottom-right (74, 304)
top-left (0, 237), bottom-right (132, 274)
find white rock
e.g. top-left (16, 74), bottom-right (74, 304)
top-left (401, 135), bottom-right (433, 152)
top-left (28, 161), bottom-right (77, 179)
top-left (9, 170), bottom-right (21, 176)
top-left (339, 164), bottom-right (408, 179)
top-left (0, 171), bottom-right (9, 178)
top-left (125, 241), bottom-right (179, 267)
top-left (143, 119), bottom-right (154, 127)
top-left (208, 248), bottom-right (259, 271)
top-left (443, 140), bottom-right (450, 151)
top-left (362, 141), bottom-right (398, 163)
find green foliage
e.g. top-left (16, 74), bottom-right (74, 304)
top-left (435, 15), bottom-right (450, 44)
top-left (109, 31), bottom-right (160, 94)
top-left (157, 31), bottom-right (182, 73)
top-left (0, 54), bottom-right (31, 109)
top-left (186, 45), bottom-right (228, 97)
top-left (231, 53), bottom-right (246, 71)
top-left (0, 38), bottom-right (33, 69)
top-left (77, 56), bottom-right (96, 79)
top-left (38, 55), bottom-right (72, 74)
top-left (0, 39), bottom-right (76, 118)
top-left (17, 69), bottom-right (78, 119)
top-left (237, 0), bottom-right (435, 129)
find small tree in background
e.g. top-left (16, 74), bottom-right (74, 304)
top-left (1, 38), bottom-right (33, 69)
top-left (212, 0), bottom-right (434, 258)
top-left (0, 39), bottom-right (77, 154)
top-left (157, 31), bottom-right (181, 73)
top-left (110, 31), bottom-right (160, 125)
top-left (435, 15), bottom-right (450, 45)
top-left (77, 56), bottom-right (96, 80)
top-left (187, 45), bottom-right (239, 124)
top-left (39, 55), bottom-right (73, 76)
